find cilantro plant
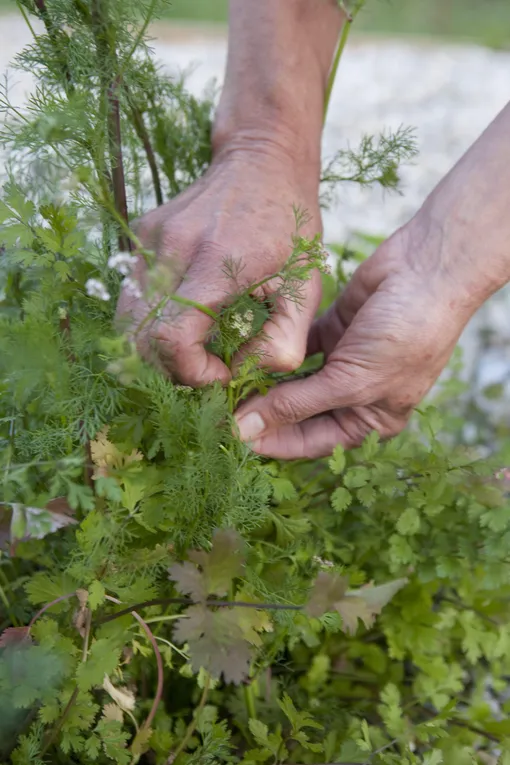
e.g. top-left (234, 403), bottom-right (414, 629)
top-left (1, 2), bottom-right (510, 765)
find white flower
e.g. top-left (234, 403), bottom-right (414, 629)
top-left (122, 276), bottom-right (142, 300)
top-left (312, 555), bottom-right (335, 568)
top-left (108, 251), bottom-right (138, 276)
top-left (85, 278), bottom-right (111, 301)
top-left (232, 309), bottom-right (255, 339)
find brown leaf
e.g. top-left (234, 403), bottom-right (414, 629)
top-left (188, 528), bottom-right (245, 596)
top-left (305, 571), bottom-right (348, 618)
top-left (0, 626), bottom-right (32, 648)
top-left (102, 703), bottom-right (123, 723)
top-left (173, 604), bottom-right (252, 684)
top-left (90, 426), bottom-right (143, 479)
top-left (168, 561), bottom-right (206, 601)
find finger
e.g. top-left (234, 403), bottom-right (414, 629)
top-left (247, 404), bottom-right (410, 460)
top-left (151, 276), bottom-right (231, 387)
top-left (247, 414), bottom-right (356, 460)
top-left (234, 355), bottom-right (372, 444)
top-left (233, 271), bottom-right (322, 374)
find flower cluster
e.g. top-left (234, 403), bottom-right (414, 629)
top-left (231, 309), bottom-right (255, 340)
top-left (107, 251), bottom-right (138, 276)
top-left (85, 278), bottom-right (111, 302)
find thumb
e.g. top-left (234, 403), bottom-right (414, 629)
top-left (235, 357), bottom-right (367, 445)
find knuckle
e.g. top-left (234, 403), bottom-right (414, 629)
top-left (269, 394), bottom-right (302, 425)
top-left (268, 347), bottom-right (305, 374)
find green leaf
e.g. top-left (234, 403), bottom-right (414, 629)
top-left (343, 466), bottom-right (370, 489)
top-left (331, 487), bottom-right (352, 513)
top-left (88, 580), bottom-right (106, 611)
top-left (76, 640), bottom-right (121, 691)
top-left (423, 752), bottom-right (443, 765)
top-left (130, 727), bottom-right (153, 756)
top-left (95, 718), bottom-right (130, 765)
top-left (396, 507), bottom-right (421, 536)
top-left (328, 444), bottom-right (346, 475)
top-left (361, 430), bottom-right (380, 460)
top-left (278, 692), bottom-right (323, 733)
top-left (270, 477), bottom-right (297, 502)
top-left (25, 573), bottom-right (76, 606)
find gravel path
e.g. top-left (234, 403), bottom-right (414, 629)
top-left (2, 15), bottom-right (510, 416)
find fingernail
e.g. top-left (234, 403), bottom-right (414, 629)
top-left (236, 412), bottom-right (265, 442)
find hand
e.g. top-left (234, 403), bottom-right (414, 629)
top-left (117, 146), bottom-right (323, 386)
top-left (234, 217), bottom-right (480, 459)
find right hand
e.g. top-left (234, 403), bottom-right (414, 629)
top-left (117, 146), bottom-right (323, 387)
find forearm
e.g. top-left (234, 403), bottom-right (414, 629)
top-left (413, 101), bottom-right (510, 313)
top-left (212, 0), bottom-right (344, 185)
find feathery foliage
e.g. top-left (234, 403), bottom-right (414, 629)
top-left (1, 2), bottom-right (510, 765)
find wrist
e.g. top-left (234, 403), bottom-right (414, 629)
top-left (411, 188), bottom-right (510, 315)
top-left (211, 120), bottom-right (322, 197)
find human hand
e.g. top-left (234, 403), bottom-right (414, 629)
top-left (117, 147), bottom-right (322, 386)
top-left (234, 217), bottom-right (480, 459)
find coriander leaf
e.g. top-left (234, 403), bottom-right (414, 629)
top-left (88, 580), bottom-right (106, 611)
top-left (76, 640), bottom-right (121, 691)
top-left (331, 487), bottom-right (352, 513)
top-left (328, 444), bottom-right (346, 475)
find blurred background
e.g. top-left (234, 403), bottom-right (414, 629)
top-left (1, 0), bottom-right (510, 435)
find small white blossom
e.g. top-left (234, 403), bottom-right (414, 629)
top-left (122, 276), bottom-right (142, 300)
top-left (58, 306), bottom-right (68, 320)
top-left (232, 309), bottom-right (255, 339)
top-left (85, 278), bottom-right (111, 301)
top-left (108, 251), bottom-right (138, 276)
top-left (312, 555), bottom-right (335, 568)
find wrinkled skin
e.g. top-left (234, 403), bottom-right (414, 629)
top-left (117, 149), bottom-right (322, 387)
top-left (234, 221), bottom-right (474, 459)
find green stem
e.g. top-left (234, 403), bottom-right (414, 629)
top-left (243, 680), bottom-right (257, 722)
top-left (170, 295), bottom-right (219, 320)
top-left (324, 7), bottom-right (359, 122)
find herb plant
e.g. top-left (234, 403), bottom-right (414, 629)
top-left (1, 2), bottom-right (510, 764)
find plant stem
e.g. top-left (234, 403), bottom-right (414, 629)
top-left (243, 680), bottom-right (257, 722)
top-left (170, 295), bottom-right (219, 320)
top-left (169, 675), bottom-right (211, 763)
top-left (97, 597), bottom-right (303, 625)
top-left (323, 6), bottom-right (359, 122)
top-left (28, 592), bottom-right (77, 632)
top-left (126, 89), bottom-right (163, 206)
top-left (91, 0), bottom-right (131, 252)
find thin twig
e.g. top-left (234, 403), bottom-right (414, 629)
top-left (125, 86), bottom-right (163, 206)
top-left (96, 596), bottom-right (303, 626)
top-left (28, 592), bottom-right (77, 632)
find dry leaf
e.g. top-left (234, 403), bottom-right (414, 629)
top-left (0, 626), bottom-right (32, 648)
top-left (103, 674), bottom-right (136, 712)
top-left (90, 426), bottom-right (143, 479)
top-left (102, 702), bottom-right (124, 723)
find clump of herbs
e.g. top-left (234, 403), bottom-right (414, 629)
top-left (1, 2), bottom-right (510, 765)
